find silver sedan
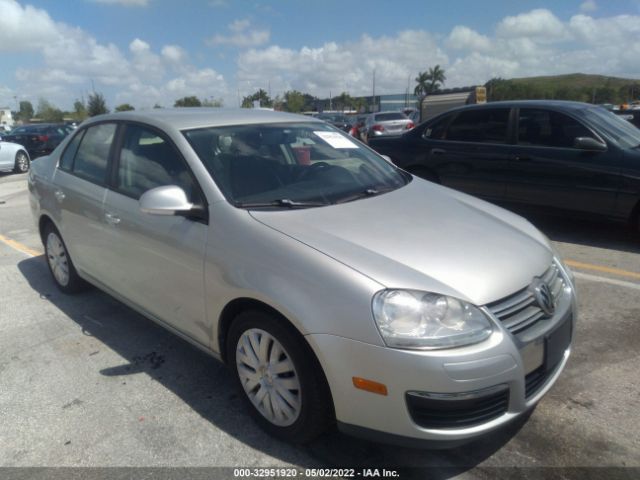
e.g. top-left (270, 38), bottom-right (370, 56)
top-left (0, 140), bottom-right (30, 173)
top-left (28, 108), bottom-right (576, 447)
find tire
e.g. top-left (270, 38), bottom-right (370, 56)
top-left (227, 310), bottom-right (333, 444)
top-left (43, 223), bottom-right (88, 294)
top-left (14, 151), bottom-right (30, 173)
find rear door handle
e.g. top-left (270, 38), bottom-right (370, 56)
top-left (105, 212), bottom-right (121, 225)
top-left (431, 148), bottom-right (446, 155)
top-left (512, 154), bottom-right (531, 162)
top-left (54, 190), bottom-right (65, 202)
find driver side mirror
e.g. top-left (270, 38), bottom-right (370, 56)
top-left (139, 185), bottom-right (204, 219)
top-left (574, 137), bottom-right (607, 152)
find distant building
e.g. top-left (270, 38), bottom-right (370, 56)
top-left (0, 107), bottom-right (15, 129)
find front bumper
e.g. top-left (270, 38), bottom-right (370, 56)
top-left (305, 270), bottom-right (576, 446)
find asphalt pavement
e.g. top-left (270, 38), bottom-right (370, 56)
top-left (1, 171), bottom-right (639, 479)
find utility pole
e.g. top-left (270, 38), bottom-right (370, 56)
top-left (372, 69), bottom-right (376, 112)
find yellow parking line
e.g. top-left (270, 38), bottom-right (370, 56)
top-left (0, 233), bottom-right (42, 257)
top-left (565, 259), bottom-right (640, 281)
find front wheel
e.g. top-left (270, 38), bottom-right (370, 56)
top-left (14, 151), bottom-right (30, 173)
top-left (227, 311), bottom-right (333, 443)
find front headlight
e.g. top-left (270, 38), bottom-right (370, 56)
top-left (543, 234), bottom-right (575, 285)
top-left (372, 290), bottom-right (493, 350)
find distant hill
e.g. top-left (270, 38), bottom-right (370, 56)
top-left (485, 73), bottom-right (640, 104)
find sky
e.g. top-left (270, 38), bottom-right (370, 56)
top-left (1, 0), bottom-right (639, 111)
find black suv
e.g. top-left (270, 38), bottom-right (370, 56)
top-left (368, 100), bottom-right (640, 230)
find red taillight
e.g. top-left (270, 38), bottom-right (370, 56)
top-left (37, 135), bottom-right (49, 142)
top-left (372, 124), bottom-right (385, 132)
top-left (406, 122), bottom-right (415, 129)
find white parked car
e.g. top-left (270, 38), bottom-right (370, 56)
top-left (0, 140), bottom-right (30, 173)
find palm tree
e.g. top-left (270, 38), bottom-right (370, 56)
top-left (414, 65), bottom-right (447, 102)
top-left (427, 65), bottom-right (446, 94)
top-left (414, 71), bottom-right (430, 100)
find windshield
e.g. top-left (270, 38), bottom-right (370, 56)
top-left (183, 122), bottom-right (409, 208)
top-left (582, 107), bottom-right (640, 149)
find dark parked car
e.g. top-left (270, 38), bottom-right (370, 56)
top-left (2, 123), bottom-right (70, 159)
top-left (368, 100), bottom-right (640, 230)
top-left (314, 112), bottom-right (351, 132)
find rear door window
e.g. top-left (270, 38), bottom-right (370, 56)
top-left (71, 123), bottom-right (116, 184)
top-left (518, 108), bottom-right (596, 148)
top-left (446, 109), bottom-right (510, 144)
top-left (423, 114), bottom-right (454, 140)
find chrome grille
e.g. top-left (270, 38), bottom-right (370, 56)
top-left (487, 263), bottom-right (565, 334)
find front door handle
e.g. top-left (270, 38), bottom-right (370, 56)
top-left (54, 190), bottom-right (65, 202)
top-left (512, 154), bottom-right (531, 162)
top-left (431, 148), bottom-right (446, 155)
top-left (105, 212), bottom-right (121, 225)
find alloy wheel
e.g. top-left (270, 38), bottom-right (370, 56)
top-left (16, 152), bottom-right (29, 172)
top-left (236, 328), bottom-right (302, 427)
top-left (46, 232), bottom-right (70, 286)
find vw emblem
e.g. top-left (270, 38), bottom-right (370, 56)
top-left (530, 277), bottom-right (555, 316)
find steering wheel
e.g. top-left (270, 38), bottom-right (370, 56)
top-left (296, 161), bottom-right (332, 181)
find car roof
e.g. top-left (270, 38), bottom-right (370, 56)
top-left (450, 100), bottom-right (597, 114)
top-left (82, 108), bottom-right (323, 131)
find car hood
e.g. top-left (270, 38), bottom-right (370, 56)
top-left (249, 179), bottom-right (552, 306)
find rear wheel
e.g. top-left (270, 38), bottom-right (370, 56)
top-left (14, 151), bottom-right (30, 173)
top-left (43, 223), bottom-right (88, 294)
top-left (227, 310), bottom-right (332, 443)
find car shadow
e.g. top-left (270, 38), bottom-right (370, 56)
top-left (17, 255), bottom-right (525, 478)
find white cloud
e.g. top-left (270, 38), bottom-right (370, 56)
top-left (580, 0), bottom-right (597, 12)
top-left (229, 19), bottom-right (251, 33)
top-left (237, 31), bottom-right (448, 97)
top-left (0, 0), bottom-right (60, 51)
top-left (207, 19), bottom-right (270, 48)
top-left (91, 0), bottom-right (149, 6)
top-left (161, 45), bottom-right (187, 64)
top-left (0, 0), bottom-right (228, 109)
top-left (2, 1), bottom-right (640, 111)
top-left (446, 26), bottom-right (492, 51)
top-left (497, 9), bottom-right (567, 41)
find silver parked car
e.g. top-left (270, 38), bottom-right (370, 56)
top-left (0, 140), bottom-right (30, 173)
top-left (364, 111), bottom-right (415, 139)
top-left (28, 109), bottom-right (576, 447)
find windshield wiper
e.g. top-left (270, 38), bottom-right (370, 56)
top-left (334, 186), bottom-right (396, 204)
top-left (236, 198), bottom-right (328, 209)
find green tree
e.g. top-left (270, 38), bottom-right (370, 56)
top-left (414, 65), bottom-right (446, 102)
top-left (72, 99), bottom-right (87, 122)
top-left (352, 97), bottom-right (368, 113)
top-left (174, 96), bottom-right (202, 107)
top-left (36, 98), bottom-right (64, 122)
top-left (15, 100), bottom-right (34, 123)
top-left (115, 103), bottom-right (135, 112)
top-left (153, 103), bottom-right (163, 109)
top-left (283, 90), bottom-right (305, 113)
top-left (241, 89), bottom-right (273, 108)
top-left (87, 92), bottom-right (109, 117)
top-left (336, 91), bottom-right (354, 112)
